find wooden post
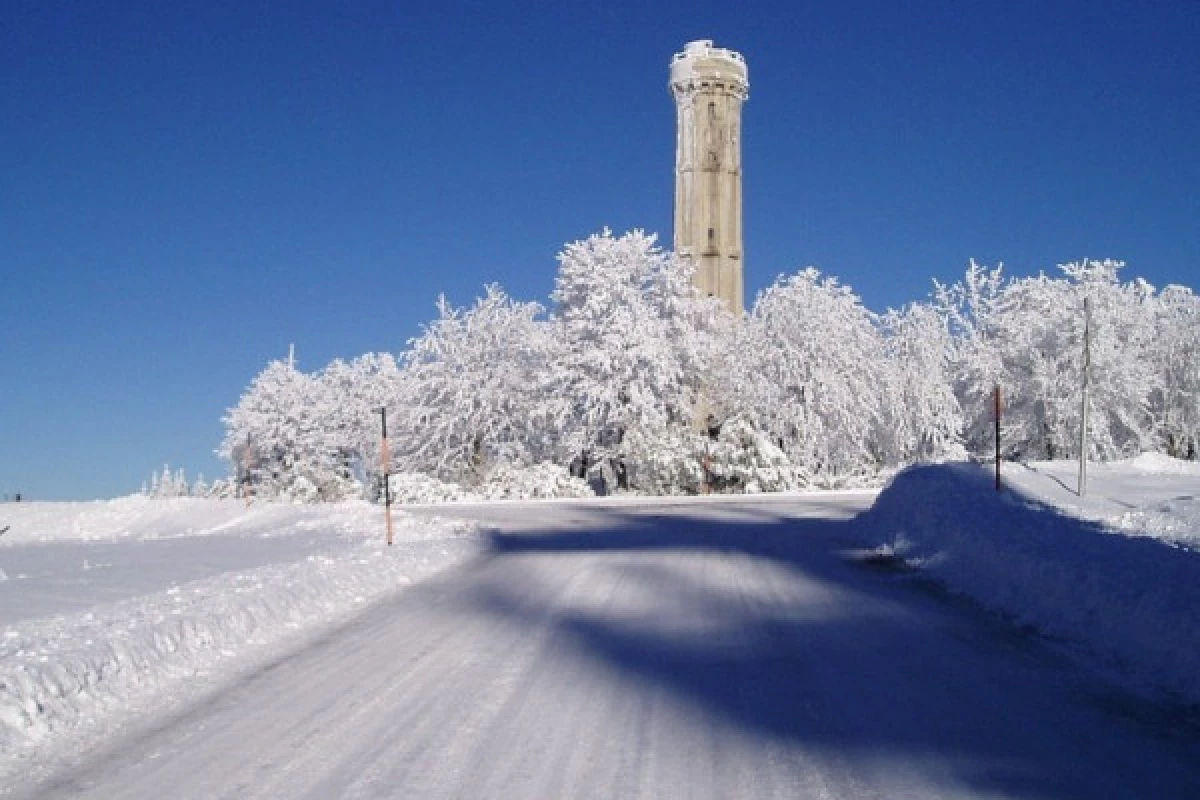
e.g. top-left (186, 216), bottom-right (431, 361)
top-left (994, 385), bottom-right (1002, 492)
top-left (379, 408), bottom-right (394, 546)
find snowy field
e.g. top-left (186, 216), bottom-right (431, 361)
top-left (863, 453), bottom-right (1200, 706)
top-left (1008, 454), bottom-right (1200, 551)
top-left (0, 498), bottom-right (480, 784)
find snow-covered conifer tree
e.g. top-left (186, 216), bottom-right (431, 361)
top-left (144, 464), bottom-right (190, 497)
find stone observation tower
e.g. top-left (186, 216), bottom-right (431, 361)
top-left (670, 39), bottom-right (748, 314)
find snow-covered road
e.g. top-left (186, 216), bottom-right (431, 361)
top-left (15, 494), bottom-right (1200, 798)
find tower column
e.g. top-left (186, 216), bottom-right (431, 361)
top-left (670, 40), bottom-right (748, 315)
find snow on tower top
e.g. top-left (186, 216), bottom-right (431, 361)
top-left (669, 39), bottom-right (748, 97)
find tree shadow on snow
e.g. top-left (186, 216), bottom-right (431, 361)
top-left (464, 472), bottom-right (1200, 798)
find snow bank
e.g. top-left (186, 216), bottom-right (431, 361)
top-left (389, 472), bottom-right (473, 504)
top-left (860, 461), bottom-right (1200, 706)
top-left (0, 495), bottom-right (271, 544)
top-left (475, 463), bottom-right (594, 499)
top-left (0, 498), bottom-right (479, 780)
top-left (389, 462), bottom-right (593, 504)
top-left (1126, 452), bottom-right (1200, 475)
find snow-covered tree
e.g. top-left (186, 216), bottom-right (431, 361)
top-left (725, 269), bottom-right (885, 482)
top-left (550, 229), bottom-right (723, 484)
top-left (877, 302), bottom-right (964, 463)
top-left (393, 286), bottom-right (564, 481)
top-left (935, 259), bottom-right (1157, 460)
top-left (1064, 260), bottom-right (1157, 459)
top-left (218, 226), bottom-right (1196, 502)
top-left (318, 353), bottom-right (402, 495)
top-left (144, 464), bottom-right (191, 497)
top-left (1149, 284), bottom-right (1200, 458)
top-left (219, 356), bottom-right (359, 501)
top-left (933, 260), bottom-right (1011, 456)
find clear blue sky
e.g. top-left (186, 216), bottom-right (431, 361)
top-left (2, 1), bottom-right (1197, 500)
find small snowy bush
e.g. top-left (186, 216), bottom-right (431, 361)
top-left (475, 462), bottom-right (593, 500)
top-left (388, 463), bottom-right (593, 504)
top-left (705, 417), bottom-right (808, 493)
top-left (627, 418), bottom-right (809, 495)
top-left (388, 472), bottom-right (471, 504)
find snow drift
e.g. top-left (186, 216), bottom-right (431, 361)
top-left (0, 497), bottom-right (480, 780)
top-left (860, 459), bottom-right (1200, 706)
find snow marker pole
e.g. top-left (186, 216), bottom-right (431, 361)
top-left (379, 408), bottom-right (394, 546)
top-left (994, 385), bottom-right (1002, 492)
top-left (1078, 296), bottom-right (1091, 497)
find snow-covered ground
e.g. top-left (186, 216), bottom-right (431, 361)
top-left (1010, 453), bottom-right (1200, 550)
top-left (7, 487), bottom-right (1200, 799)
top-left (3, 457), bottom-right (1199, 796)
top-left (862, 453), bottom-right (1200, 706)
top-left (0, 497), bottom-right (480, 784)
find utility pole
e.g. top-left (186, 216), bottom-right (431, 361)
top-left (1078, 296), bottom-right (1092, 497)
top-left (994, 385), bottom-right (1002, 491)
top-left (378, 408), bottom-right (394, 546)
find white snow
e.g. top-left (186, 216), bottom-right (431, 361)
top-left (0, 496), bottom-right (480, 783)
top-left (7, 490), bottom-right (1199, 798)
top-left (862, 455), bottom-right (1200, 705)
top-left (669, 39), bottom-right (748, 88)
top-left (3, 456), bottom-right (1199, 794)
top-left (1009, 454), bottom-right (1200, 550)
top-left (388, 462), bottom-right (594, 505)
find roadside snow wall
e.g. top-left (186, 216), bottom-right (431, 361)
top-left (860, 462), bottom-right (1200, 706)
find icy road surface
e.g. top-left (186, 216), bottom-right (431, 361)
top-left (17, 493), bottom-right (1200, 799)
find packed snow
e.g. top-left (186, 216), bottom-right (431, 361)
top-left (862, 454), bottom-right (1200, 706)
top-left (0, 497), bottom-right (480, 783)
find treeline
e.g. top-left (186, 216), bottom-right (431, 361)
top-left (219, 230), bottom-right (1199, 501)
top-left (140, 464), bottom-right (216, 498)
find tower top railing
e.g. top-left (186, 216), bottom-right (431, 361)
top-left (671, 40), bottom-right (745, 64)
top-left (669, 40), bottom-right (748, 96)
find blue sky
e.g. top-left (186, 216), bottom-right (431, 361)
top-left (2, 0), bottom-right (1197, 500)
